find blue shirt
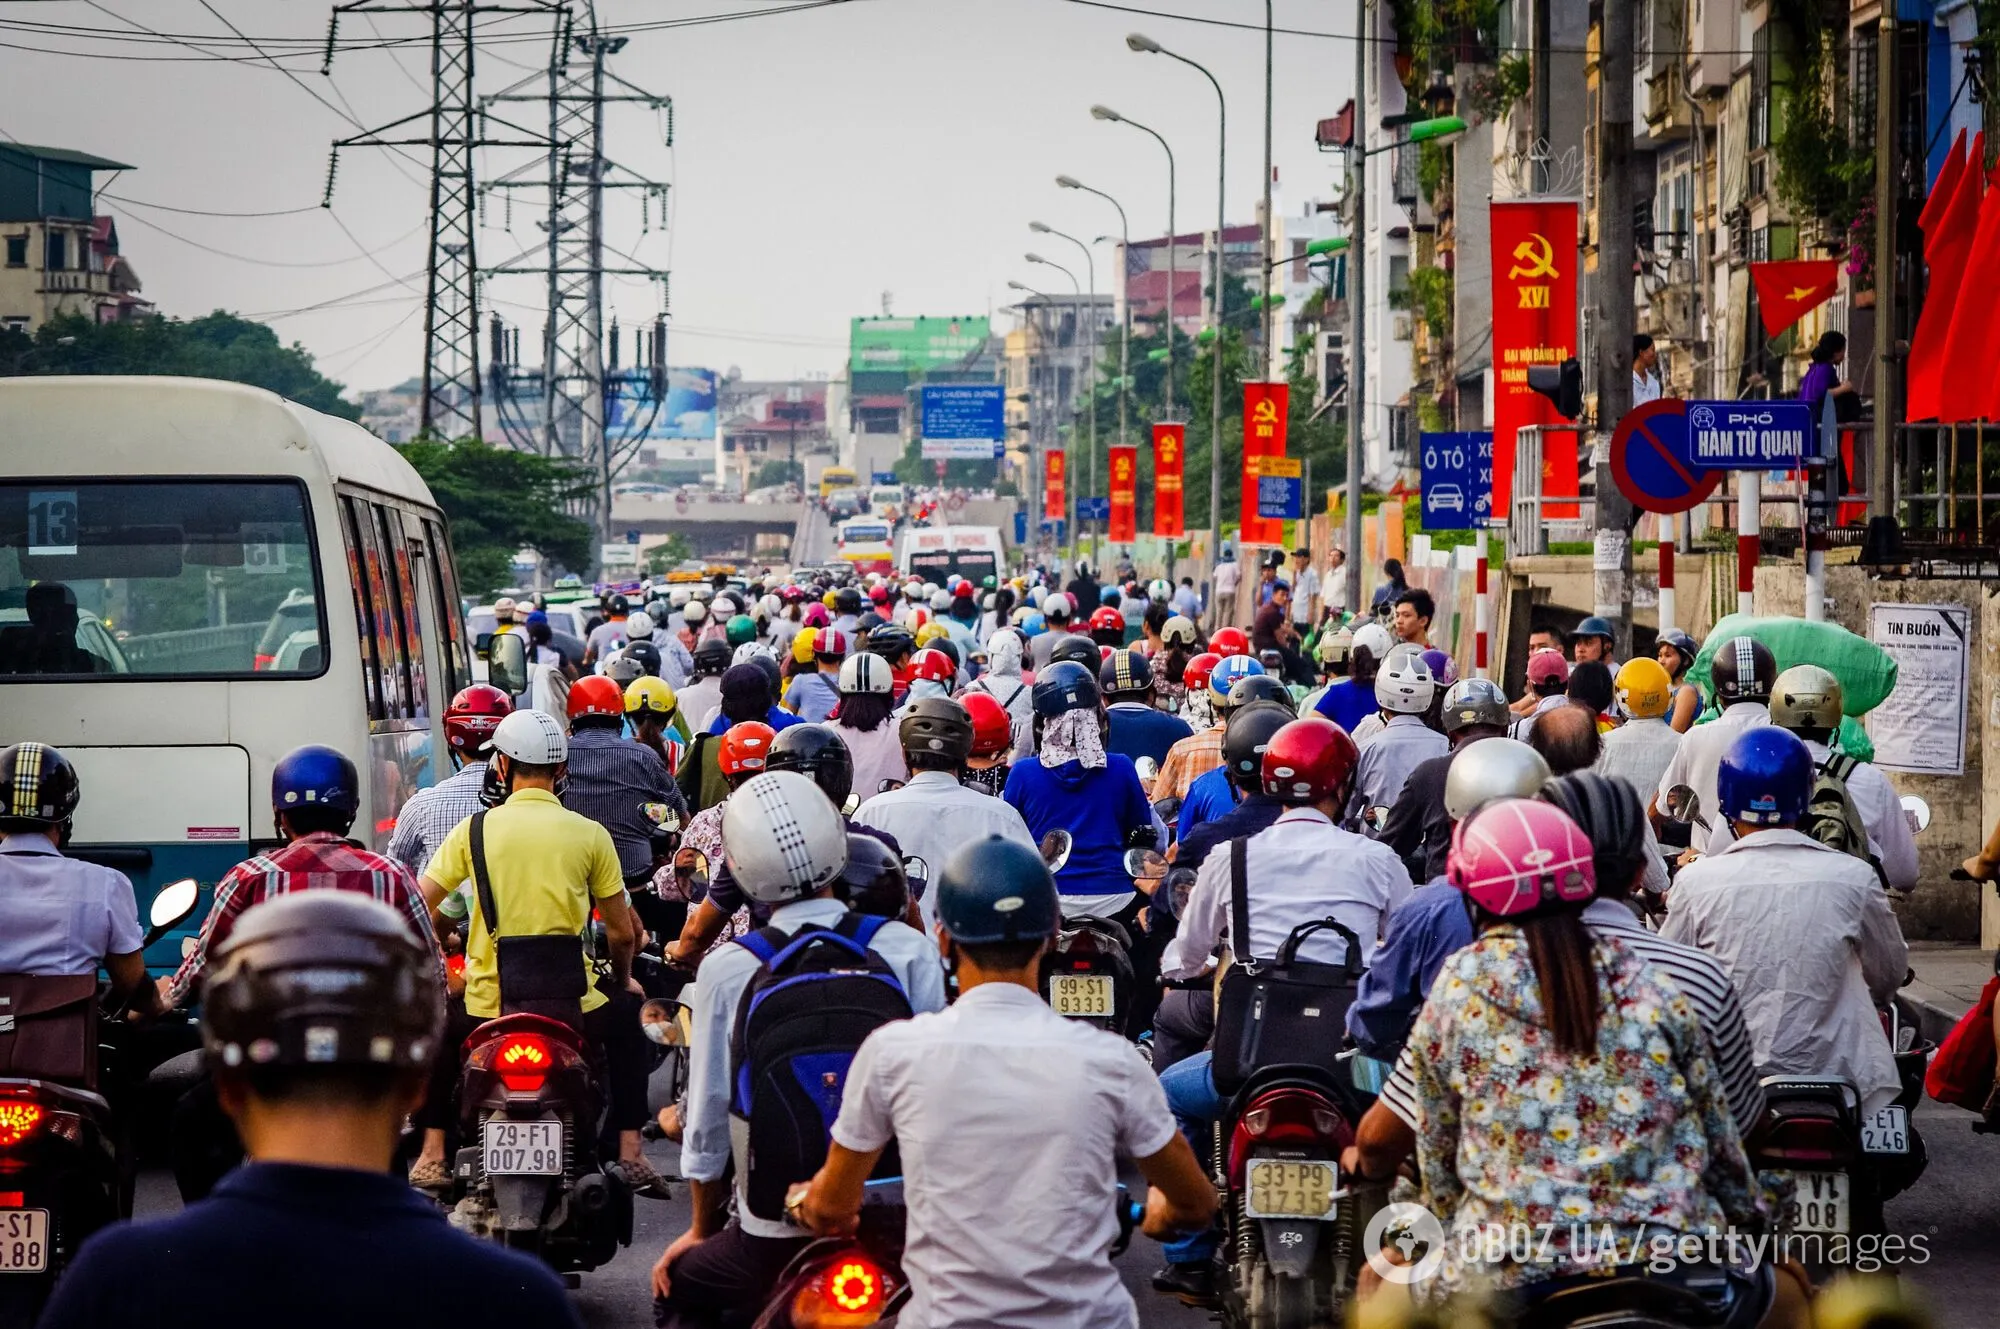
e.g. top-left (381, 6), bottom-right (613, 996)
top-left (1003, 754), bottom-right (1154, 900)
top-left (1313, 677), bottom-right (1378, 733)
top-left (704, 704), bottom-right (806, 737)
top-left (1176, 765), bottom-right (1241, 841)
top-left (1343, 880), bottom-right (1474, 1062)
top-left (783, 670), bottom-right (842, 722)
top-left (1175, 791), bottom-right (1288, 874)
top-left (1106, 703), bottom-right (1194, 768)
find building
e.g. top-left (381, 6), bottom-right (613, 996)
top-left (717, 376), bottom-right (832, 492)
top-left (840, 315), bottom-right (1006, 481)
top-left (0, 144), bottom-right (150, 332)
top-left (1003, 292), bottom-right (1117, 498)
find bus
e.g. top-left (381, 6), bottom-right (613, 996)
top-left (896, 525), bottom-right (1004, 586)
top-left (0, 377), bottom-right (471, 970)
top-left (817, 465), bottom-right (857, 500)
top-left (835, 517), bottom-right (895, 575)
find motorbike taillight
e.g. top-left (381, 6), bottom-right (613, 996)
top-left (0, 1103), bottom-right (43, 1150)
top-left (790, 1251), bottom-right (892, 1328)
top-left (1229, 1087), bottom-right (1353, 1178)
top-left (1755, 1115), bottom-right (1853, 1166)
top-left (492, 1034), bottom-right (556, 1094)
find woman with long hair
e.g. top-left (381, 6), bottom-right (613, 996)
top-left (831, 652), bottom-right (909, 799)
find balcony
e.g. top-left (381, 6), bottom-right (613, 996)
top-left (37, 269), bottom-right (112, 296)
top-left (1644, 65), bottom-right (1693, 142)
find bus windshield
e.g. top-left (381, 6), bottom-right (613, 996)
top-left (0, 480), bottom-right (325, 679)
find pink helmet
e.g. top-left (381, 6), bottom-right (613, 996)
top-left (1447, 798), bottom-right (1595, 918)
top-left (802, 603), bottom-right (831, 629)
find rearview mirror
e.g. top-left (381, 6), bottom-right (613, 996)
top-left (1123, 847), bottom-right (1168, 882)
top-left (901, 856), bottom-right (929, 888)
top-left (841, 793), bottom-right (860, 816)
top-left (640, 998), bottom-right (690, 1047)
top-left (150, 877), bottom-right (200, 931)
top-left (1134, 756), bottom-right (1160, 784)
top-left (1902, 795), bottom-right (1931, 834)
top-left (1664, 784), bottom-right (1705, 828)
top-left (487, 632), bottom-right (528, 696)
top-left (1040, 829), bottom-right (1073, 873)
top-left (641, 802), bottom-right (681, 833)
top-left (1361, 805), bottom-right (1392, 834)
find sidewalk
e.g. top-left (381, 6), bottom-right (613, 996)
top-left (1899, 942), bottom-right (1994, 1046)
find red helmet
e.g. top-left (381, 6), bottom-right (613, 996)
top-left (910, 648), bottom-right (956, 683)
top-left (869, 585), bottom-right (893, 604)
top-left (1209, 626), bottom-right (1250, 658)
top-left (1182, 651), bottom-right (1223, 694)
top-left (962, 691), bottom-right (1014, 758)
top-left (779, 584), bottom-right (808, 604)
top-left (444, 684), bottom-right (512, 756)
top-left (1089, 606), bottom-right (1125, 633)
top-left (567, 674), bottom-right (626, 720)
top-left (1261, 717), bottom-right (1360, 805)
top-left (812, 627), bottom-right (850, 656)
top-left (719, 721), bottom-right (777, 777)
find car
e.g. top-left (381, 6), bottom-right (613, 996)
top-left (254, 589), bottom-right (320, 671)
top-left (1430, 484), bottom-right (1465, 513)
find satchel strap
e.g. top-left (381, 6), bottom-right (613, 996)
top-left (1229, 835), bottom-right (1253, 971)
top-left (468, 810), bottom-right (500, 937)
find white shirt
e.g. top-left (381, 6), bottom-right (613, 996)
top-left (853, 771), bottom-right (1037, 930)
top-left (1660, 829), bottom-right (1908, 1114)
top-left (1349, 712), bottom-right (1387, 747)
top-left (680, 895), bottom-right (946, 1238)
top-left (1164, 808), bottom-right (1412, 978)
top-left (832, 982), bottom-right (1176, 1329)
top-left (1595, 716), bottom-right (1684, 808)
top-left (0, 832), bottom-right (145, 975)
top-left (835, 720), bottom-right (912, 804)
top-left (1350, 713), bottom-right (1449, 820)
top-left (1804, 740), bottom-right (1919, 892)
top-left (1653, 701), bottom-right (1772, 849)
top-left (1633, 368), bottom-right (1663, 405)
top-left (1292, 566), bottom-right (1321, 623)
top-left (1212, 561), bottom-right (1240, 596)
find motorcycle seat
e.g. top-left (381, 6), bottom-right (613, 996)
top-left (1505, 1260), bottom-right (1772, 1329)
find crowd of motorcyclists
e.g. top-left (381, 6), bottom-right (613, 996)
top-left (0, 548), bottom-right (1949, 1329)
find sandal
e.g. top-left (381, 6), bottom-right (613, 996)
top-left (609, 1157), bottom-right (673, 1201)
top-left (408, 1156), bottom-right (452, 1191)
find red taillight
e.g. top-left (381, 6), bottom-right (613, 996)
top-left (791, 1254), bottom-right (890, 1328)
top-left (253, 653), bottom-right (277, 671)
top-left (1756, 1116), bottom-right (1853, 1166)
top-left (0, 1192), bottom-right (20, 1207)
top-left (495, 1035), bottom-right (554, 1094)
top-left (0, 1104), bottom-right (43, 1149)
top-left (1228, 1088), bottom-right (1352, 1178)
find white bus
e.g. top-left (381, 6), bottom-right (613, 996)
top-left (0, 377), bottom-right (472, 968)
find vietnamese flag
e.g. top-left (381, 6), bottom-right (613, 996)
top-left (1911, 133), bottom-right (1985, 420)
top-left (1749, 260), bottom-right (1841, 337)
top-left (1938, 160), bottom-right (2000, 423)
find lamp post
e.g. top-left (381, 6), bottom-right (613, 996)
top-left (1128, 30), bottom-right (1226, 588)
top-left (1261, 1), bottom-right (1275, 380)
top-left (1091, 106), bottom-right (1177, 419)
top-left (1059, 175), bottom-right (1132, 564)
top-left (1006, 280), bottom-right (1055, 560)
top-left (1028, 252), bottom-right (1083, 561)
top-left (1032, 221), bottom-right (1102, 570)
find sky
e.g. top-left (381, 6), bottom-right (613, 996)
top-left (0, 0), bottom-right (1359, 392)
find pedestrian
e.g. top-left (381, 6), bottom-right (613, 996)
top-left (1254, 552), bottom-right (1281, 608)
top-left (1209, 551), bottom-right (1239, 632)
top-left (1369, 557), bottom-right (1407, 612)
top-left (1323, 546), bottom-right (1348, 617)
top-left (1632, 333), bottom-right (1663, 405)
top-left (1171, 575), bottom-right (1203, 623)
top-left (1289, 547), bottom-right (1321, 632)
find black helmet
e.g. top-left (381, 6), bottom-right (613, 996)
top-left (606, 593), bottom-right (629, 616)
top-left (834, 587), bottom-right (863, 615)
top-left (936, 834), bottom-right (1058, 945)
top-left (624, 640), bottom-right (663, 677)
top-left (866, 625), bottom-right (915, 662)
top-left (767, 723), bottom-right (854, 808)
top-left (1048, 633), bottom-right (1100, 669)
top-left (1568, 615), bottom-right (1616, 645)
top-left (693, 639), bottom-right (733, 676)
top-left (899, 696), bottom-right (975, 765)
top-left (1539, 770), bottom-right (1648, 897)
top-left (836, 832), bottom-right (910, 919)
top-left (1710, 635), bottom-right (1777, 703)
top-left (1224, 674), bottom-right (1296, 716)
top-left (1222, 701), bottom-right (1295, 783)
top-left (201, 892), bottom-right (442, 1076)
top-left (0, 742), bottom-right (80, 831)
top-left (1099, 648), bottom-right (1153, 698)
top-left (1032, 660), bottom-right (1101, 718)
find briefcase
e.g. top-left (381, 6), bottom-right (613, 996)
top-left (0, 974), bottom-right (100, 1089)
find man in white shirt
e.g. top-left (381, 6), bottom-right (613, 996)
top-left (1769, 664), bottom-right (1919, 892)
top-left (792, 836), bottom-right (1215, 1329)
top-left (1633, 333), bottom-right (1663, 405)
top-left (1654, 634), bottom-right (1776, 851)
top-left (1595, 658), bottom-right (1683, 805)
top-left (1323, 546), bottom-right (1348, 617)
top-left (1210, 553), bottom-right (1240, 633)
top-left (1289, 547), bottom-right (1321, 630)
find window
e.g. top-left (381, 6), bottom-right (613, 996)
top-left (4, 237), bottom-right (23, 268)
top-left (375, 504), bottom-right (427, 721)
top-left (1750, 26), bottom-right (1772, 152)
top-left (423, 516), bottom-right (470, 698)
top-left (1851, 27), bottom-right (1878, 143)
top-left (1290, 238), bottom-right (1309, 284)
top-left (1, 318), bottom-right (25, 333)
top-left (43, 231), bottom-right (65, 272)
top-left (340, 496), bottom-right (387, 721)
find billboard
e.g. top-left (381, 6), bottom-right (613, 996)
top-left (605, 367), bottom-right (719, 440)
top-left (849, 317), bottom-right (991, 374)
top-left (919, 383), bottom-right (1005, 459)
top-left (1490, 199), bottom-right (1579, 518)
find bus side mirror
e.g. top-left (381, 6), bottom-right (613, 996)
top-left (487, 633), bottom-right (528, 696)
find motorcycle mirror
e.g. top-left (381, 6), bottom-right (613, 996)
top-left (1152, 796), bottom-right (1184, 825)
top-left (473, 631), bottom-right (494, 660)
top-left (841, 793), bottom-right (860, 816)
top-left (901, 855), bottom-right (929, 885)
top-left (1902, 794), bottom-right (1931, 834)
top-left (1361, 805), bottom-right (1392, 833)
top-left (678, 850), bottom-right (709, 880)
top-left (487, 632), bottom-right (528, 696)
top-left (1040, 829), bottom-right (1073, 873)
top-left (1134, 756), bottom-right (1160, 783)
top-left (1123, 846), bottom-right (1167, 881)
top-left (641, 802), bottom-right (682, 832)
top-left (639, 998), bottom-right (689, 1047)
top-left (1664, 784), bottom-right (1702, 825)
top-left (1158, 867), bottom-right (1198, 921)
top-left (149, 877), bottom-right (200, 932)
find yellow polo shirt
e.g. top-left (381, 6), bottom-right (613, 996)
top-left (426, 787), bottom-right (625, 1018)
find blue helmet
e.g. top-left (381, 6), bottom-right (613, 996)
top-left (1715, 727), bottom-right (1812, 827)
top-left (271, 745), bottom-right (360, 818)
top-left (1032, 660), bottom-right (1101, 718)
top-left (1208, 654), bottom-right (1266, 706)
top-left (1021, 611), bottom-right (1047, 638)
top-left (1099, 585), bottom-right (1120, 607)
top-left (936, 834), bottom-right (1059, 945)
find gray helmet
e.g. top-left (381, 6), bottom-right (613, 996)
top-left (1443, 737), bottom-right (1552, 822)
top-left (936, 834), bottom-right (1059, 945)
top-left (1770, 664), bottom-right (1843, 735)
top-left (1439, 677), bottom-right (1511, 736)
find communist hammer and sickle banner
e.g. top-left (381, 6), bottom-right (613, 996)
top-left (1152, 423), bottom-right (1185, 538)
top-left (1489, 200), bottom-right (1579, 518)
top-left (1108, 445), bottom-right (1138, 543)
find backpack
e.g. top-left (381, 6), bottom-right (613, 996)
top-left (727, 913), bottom-right (912, 1221)
top-left (1803, 753), bottom-right (1873, 862)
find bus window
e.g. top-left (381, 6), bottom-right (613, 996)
top-left (377, 505), bottom-right (428, 721)
top-left (340, 496), bottom-right (387, 721)
top-left (422, 516), bottom-right (469, 698)
top-left (356, 503), bottom-right (412, 720)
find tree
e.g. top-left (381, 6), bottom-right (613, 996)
top-left (396, 438), bottom-right (595, 596)
top-left (644, 533), bottom-right (693, 575)
top-left (750, 459), bottom-right (803, 489)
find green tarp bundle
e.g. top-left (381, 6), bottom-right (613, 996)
top-left (1682, 614), bottom-right (1898, 761)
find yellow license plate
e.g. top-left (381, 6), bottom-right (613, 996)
top-left (1782, 1170), bottom-right (1849, 1235)
top-left (1244, 1159), bottom-right (1338, 1220)
top-left (1047, 974), bottom-right (1114, 1018)
top-left (0, 1210), bottom-right (49, 1274)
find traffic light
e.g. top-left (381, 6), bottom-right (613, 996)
top-left (1527, 358), bottom-right (1584, 420)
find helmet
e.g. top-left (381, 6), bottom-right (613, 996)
top-left (1182, 652), bottom-right (1223, 696)
top-left (1568, 616), bottom-right (1616, 646)
top-left (683, 599), bottom-right (710, 625)
top-left (1261, 716), bottom-right (1361, 804)
top-left (1420, 648), bottom-right (1459, 687)
top-left (1657, 628), bottom-right (1699, 671)
top-left (1614, 658), bottom-right (1674, 720)
top-left (1209, 626), bottom-right (1250, 658)
top-left (834, 587), bottom-right (863, 615)
top-left (962, 691), bottom-right (1014, 758)
top-left (444, 684), bottom-right (512, 759)
top-left (722, 771), bottom-right (849, 904)
top-left (670, 587), bottom-right (693, 608)
top-left (910, 648), bottom-right (956, 683)
top-left (1043, 592), bottom-right (1074, 622)
top-left (490, 709), bottom-right (567, 766)
top-left (929, 589), bottom-right (955, 612)
top-left (1099, 586), bottom-right (1121, 607)
top-left (1048, 634), bottom-right (1100, 669)
top-left (1771, 664), bottom-right (1843, 734)
top-left (0, 742), bottom-right (80, 829)
top-left (1031, 660), bottom-right (1101, 718)
top-left (1443, 737), bottom-right (1551, 821)
top-left (567, 674), bottom-right (626, 721)
top-left (1539, 770), bottom-right (1650, 896)
top-left (718, 721), bottom-right (778, 778)
top-left (1716, 726), bottom-right (1812, 827)
top-left (1711, 635), bottom-right (1778, 704)
top-left (1226, 674), bottom-right (1295, 715)
top-left (272, 744), bottom-right (360, 818)
top-left (606, 593), bottom-right (629, 616)
top-left (1148, 578), bottom-right (1172, 603)
top-left (733, 641), bottom-right (779, 670)
top-left (1448, 799), bottom-right (1596, 918)
top-left (812, 627), bottom-right (850, 658)
top-left (1017, 611), bottom-right (1047, 637)
top-left (836, 833), bottom-right (910, 918)
top-left (780, 584), bottom-right (809, 604)
top-left (625, 611), bottom-right (656, 641)
top-left (839, 652), bottom-right (894, 695)
top-left (1439, 678), bottom-right (1510, 735)
top-left (725, 614), bottom-right (758, 647)
top-left (792, 630), bottom-right (819, 665)
top-left (1161, 615), bottom-right (1199, 649)
top-left (802, 604), bottom-right (830, 630)
top-left (492, 596), bottom-right (517, 620)
top-left (915, 622), bottom-right (951, 649)
top-left (1208, 654), bottom-right (1265, 707)
top-left (899, 697), bottom-right (975, 764)
top-left (1099, 648), bottom-right (1153, 697)
top-left (901, 579), bottom-right (924, 601)
top-left (693, 639), bottom-right (733, 676)
top-left (1089, 606), bottom-right (1125, 633)
top-left (200, 892), bottom-right (442, 1076)
top-left (1350, 621), bottom-right (1394, 664)
top-left (1376, 644), bottom-right (1437, 714)
top-left (624, 640), bottom-right (663, 677)
top-left (868, 585), bottom-right (892, 606)
top-left (757, 594), bottom-right (782, 621)
top-left (767, 723), bottom-right (854, 807)
top-left (1223, 702), bottom-right (1295, 784)
top-left (1315, 627), bottom-right (1354, 667)
top-left (1527, 649), bottom-right (1571, 688)
top-left (625, 676), bottom-right (678, 717)
top-left (935, 835), bottom-right (1059, 945)
top-left (867, 625), bottom-right (915, 661)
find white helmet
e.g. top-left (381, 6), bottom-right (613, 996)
top-left (902, 580), bottom-right (925, 601)
top-left (1044, 592), bottom-right (1074, 621)
top-left (722, 771), bottom-right (850, 904)
top-left (712, 594), bottom-right (740, 617)
top-left (625, 611), bottom-right (655, 641)
top-left (669, 587), bottom-right (692, 609)
top-left (983, 629), bottom-right (1023, 676)
top-left (1376, 643), bottom-right (1437, 714)
top-left (1148, 578), bottom-right (1172, 603)
top-left (683, 598), bottom-right (710, 625)
top-left (490, 709), bottom-right (567, 765)
top-left (838, 652), bottom-right (894, 695)
top-left (758, 593), bottom-right (782, 621)
top-left (929, 589), bottom-right (953, 612)
top-left (1443, 737), bottom-right (1551, 821)
top-left (733, 642), bottom-right (778, 667)
top-left (1161, 614), bottom-right (1199, 648)
top-left (1350, 621), bottom-right (1394, 664)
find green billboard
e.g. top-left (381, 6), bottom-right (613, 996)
top-left (848, 316), bottom-right (991, 374)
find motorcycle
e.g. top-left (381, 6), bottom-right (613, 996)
top-left (1483, 1262), bottom-right (1774, 1328)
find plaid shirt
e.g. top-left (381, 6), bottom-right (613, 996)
top-left (1154, 723), bottom-right (1226, 801)
top-left (386, 763), bottom-right (488, 876)
top-left (168, 832), bottom-right (440, 1006)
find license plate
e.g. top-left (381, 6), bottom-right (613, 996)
top-left (0, 1210), bottom-right (48, 1274)
top-left (1244, 1159), bottom-right (1339, 1221)
top-left (1781, 1170), bottom-right (1849, 1235)
top-left (1860, 1105), bottom-right (1909, 1154)
top-left (1047, 974), bottom-right (1114, 1019)
top-left (482, 1118), bottom-right (563, 1176)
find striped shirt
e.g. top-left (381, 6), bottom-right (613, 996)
top-left (1153, 723), bottom-right (1225, 802)
top-left (1378, 897), bottom-right (1764, 1133)
top-left (168, 832), bottom-right (440, 1006)
top-left (386, 763), bottom-right (488, 877)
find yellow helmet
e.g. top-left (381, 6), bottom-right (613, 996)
top-left (915, 621), bottom-right (950, 648)
top-left (791, 629), bottom-right (817, 665)
top-left (822, 589), bottom-right (839, 610)
top-left (1613, 657), bottom-right (1672, 719)
top-left (624, 676), bottom-right (679, 717)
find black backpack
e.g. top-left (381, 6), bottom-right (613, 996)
top-left (728, 913), bottom-right (912, 1221)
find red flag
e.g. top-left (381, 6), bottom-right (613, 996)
top-left (1909, 132), bottom-right (1984, 420)
top-left (1107, 445), bottom-right (1138, 542)
top-left (1152, 423), bottom-right (1184, 538)
top-left (1490, 199), bottom-right (1580, 518)
top-left (1939, 162), bottom-right (2000, 423)
top-left (1044, 449), bottom-right (1066, 521)
top-left (1240, 382), bottom-right (1288, 546)
top-left (1920, 130), bottom-right (1968, 236)
top-left (1749, 260), bottom-right (1841, 336)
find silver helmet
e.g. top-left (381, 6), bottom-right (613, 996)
top-left (1443, 737), bottom-right (1551, 822)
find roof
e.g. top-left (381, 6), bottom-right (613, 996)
top-left (0, 144), bottom-right (135, 171)
top-left (1132, 224), bottom-right (1260, 249)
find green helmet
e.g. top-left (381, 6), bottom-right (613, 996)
top-left (725, 613), bottom-right (757, 647)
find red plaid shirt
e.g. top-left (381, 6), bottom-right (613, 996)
top-left (167, 832), bottom-right (440, 1006)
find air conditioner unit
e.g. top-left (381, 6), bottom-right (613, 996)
top-left (1391, 312), bottom-right (1414, 341)
top-left (1667, 258), bottom-right (1695, 286)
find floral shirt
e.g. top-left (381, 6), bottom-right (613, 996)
top-left (648, 803), bottom-right (751, 951)
top-left (1402, 928), bottom-right (1764, 1294)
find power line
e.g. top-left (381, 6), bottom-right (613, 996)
top-left (110, 205), bottom-right (423, 267)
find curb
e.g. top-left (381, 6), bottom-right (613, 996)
top-left (1895, 982), bottom-right (1973, 1049)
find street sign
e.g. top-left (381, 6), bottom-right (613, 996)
top-left (1248, 455), bottom-right (1301, 478)
top-left (1013, 510), bottom-right (1027, 545)
top-left (1257, 475), bottom-right (1302, 520)
top-left (1077, 496), bottom-right (1112, 520)
top-left (600, 542), bottom-right (639, 567)
top-left (1418, 430), bottom-right (1493, 530)
top-left (872, 471), bottom-right (899, 485)
top-left (625, 528), bottom-right (642, 544)
top-left (919, 383), bottom-right (1005, 459)
top-left (1609, 398), bottom-right (1722, 515)
top-left (1686, 400), bottom-right (1812, 469)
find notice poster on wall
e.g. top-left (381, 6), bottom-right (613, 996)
top-left (1867, 602), bottom-right (1971, 775)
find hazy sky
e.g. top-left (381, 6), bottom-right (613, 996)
top-left (1, 0), bottom-right (1357, 391)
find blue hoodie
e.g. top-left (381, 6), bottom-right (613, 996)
top-left (1314, 677), bottom-right (1377, 733)
top-left (1002, 752), bottom-right (1153, 900)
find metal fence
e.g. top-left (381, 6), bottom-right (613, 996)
top-left (117, 623), bottom-right (263, 672)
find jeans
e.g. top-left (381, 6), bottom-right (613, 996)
top-left (1158, 1050), bottom-right (1226, 1266)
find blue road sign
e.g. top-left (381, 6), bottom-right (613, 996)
top-left (1014, 510), bottom-right (1028, 545)
top-left (872, 471), bottom-right (899, 485)
top-left (625, 528), bottom-right (643, 544)
top-left (1078, 496), bottom-right (1112, 520)
top-left (1418, 431), bottom-right (1493, 530)
top-left (1685, 400), bottom-right (1812, 469)
top-left (1257, 476), bottom-right (1302, 520)
top-left (1609, 399), bottom-right (1721, 515)
top-left (919, 384), bottom-right (1005, 459)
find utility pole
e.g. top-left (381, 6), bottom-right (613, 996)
top-left (1261, 1), bottom-right (1276, 377)
top-left (1345, 57), bottom-right (1367, 614)
top-left (1595, 0), bottom-right (1636, 657)
top-left (1868, 9), bottom-right (1899, 536)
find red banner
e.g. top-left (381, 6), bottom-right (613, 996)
top-left (1044, 449), bottom-right (1066, 521)
top-left (1107, 445), bottom-right (1138, 542)
top-left (1240, 381), bottom-right (1289, 546)
top-left (1490, 199), bottom-right (1580, 519)
top-left (1152, 423), bottom-right (1185, 537)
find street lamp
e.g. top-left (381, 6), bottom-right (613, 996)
top-left (1008, 279), bottom-right (1059, 558)
top-left (1061, 176), bottom-right (1135, 562)
top-left (1031, 222), bottom-right (1101, 567)
top-left (1127, 30), bottom-right (1228, 594)
top-left (1028, 252), bottom-right (1084, 560)
top-left (1091, 104), bottom-right (1178, 420)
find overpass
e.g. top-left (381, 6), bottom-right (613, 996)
top-left (607, 494), bottom-right (1025, 565)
